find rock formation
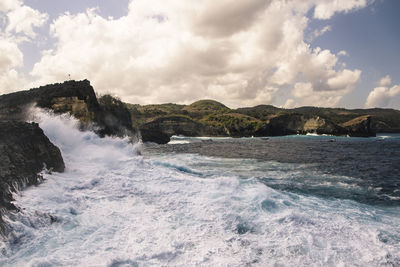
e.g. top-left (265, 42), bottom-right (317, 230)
top-left (0, 121), bottom-right (64, 235)
top-left (341, 115), bottom-right (374, 137)
top-left (129, 100), bottom-right (386, 142)
top-left (139, 115), bottom-right (226, 143)
top-left (0, 80), bottom-right (133, 138)
top-left (258, 114), bottom-right (347, 136)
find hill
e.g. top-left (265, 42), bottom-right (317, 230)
top-left (126, 99), bottom-right (400, 142)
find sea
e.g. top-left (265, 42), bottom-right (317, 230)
top-left (0, 109), bottom-right (399, 266)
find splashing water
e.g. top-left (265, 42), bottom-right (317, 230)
top-left (1, 109), bottom-right (399, 266)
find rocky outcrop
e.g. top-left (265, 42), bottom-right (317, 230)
top-left (97, 94), bottom-right (133, 138)
top-left (341, 115), bottom-right (375, 137)
top-left (50, 96), bottom-right (94, 123)
top-left (0, 80), bottom-right (98, 121)
top-left (0, 80), bottom-right (133, 138)
top-left (129, 100), bottom-right (386, 140)
top-left (257, 114), bottom-right (347, 136)
top-left (0, 121), bottom-right (64, 235)
top-left (139, 115), bottom-right (225, 144)
top-left (135, 111), bottom-right (377, 142)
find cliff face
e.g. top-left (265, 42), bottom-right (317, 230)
top-left (0, 80), bottom-right (382, 145)
top-left (0, 80), bottom-right (133, 138)
top-left (341, 115), bottom-right (374, 137)
top-left (0, 80), bottom-right (136, 236)
top-left (140, 115), bottom-right (228, 142)
top-left (0, 121), bottom-right (64, 235)
top-left (0, 80), bottom-right (98, 119)
top-left (128, 100), bottom-right (381, 142)
top-left (259, 114), bottom-right (347, 136)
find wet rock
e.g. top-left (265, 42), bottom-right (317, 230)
top-left (0, 80), bottom-right (133, 138)
top-left (0, 121), bottom-right (64, 235)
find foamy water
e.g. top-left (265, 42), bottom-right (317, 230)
top-left (1, 110), bottom-right (399, 266)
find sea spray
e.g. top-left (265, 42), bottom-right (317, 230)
top-left (0, 109), bottom-right (399, 266)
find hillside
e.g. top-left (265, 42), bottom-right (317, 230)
top-left (126, 99), bottom-right (400, 142)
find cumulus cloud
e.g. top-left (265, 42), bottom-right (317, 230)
top-left (0, 37), bottom-right (25, 93)
top-left (6, 4), bottom-right (48, 38)
top-left (0, 0), bottom-right (21, 13)
top-left (0, 0), bottom-right (48, 93)
top-left (314, 0), bottom-right (370, 20)
top-left (365, 76), bottom-right (400, 108)
top-left (29, 0), bottom-right (368, 107)
top-left (378, 75), bottom-right (392, 87)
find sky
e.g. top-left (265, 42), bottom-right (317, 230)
top-left (0, 0), bottom-right (399, 109)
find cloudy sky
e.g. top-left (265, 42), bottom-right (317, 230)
top-left (0, 0), bottom-right (399, 109)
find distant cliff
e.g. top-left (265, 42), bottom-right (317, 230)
top-left (1, 80), bottom-right (397, 144)
top-left (127, 100), bottom-right (394, 143)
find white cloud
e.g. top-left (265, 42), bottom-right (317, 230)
top-left (365, 76), bottom-right (400, 108)
top-left (314, 0), bottom-right (370, 20)
top-left (29, 0), bottom-right (368, 107)
top-left (0, 0), bottom-right (47, 93)
top-left (378, 75), bottom-right (392, 87)
top-left (0, 0), bottom-right (21, 13)
top-left (0, 0), bottom-right (48, 38)
top-left (0, 37), bottom-right (26, 94)
top-left (290, 82), bottom-right (343, 107)
top-left (308, 25), bottom-right (331, 41)
top-left (6, 5), bottom-right (48, 38)
top-left (283, 98), bottom-right (296, 108)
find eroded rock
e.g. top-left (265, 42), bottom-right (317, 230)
top-left (0, 121), bottom-right (64, 235)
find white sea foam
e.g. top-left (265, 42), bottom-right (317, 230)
top-left (1, 109), bottom-right (400, 266)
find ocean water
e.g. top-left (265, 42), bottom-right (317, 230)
top-left (0, 110), bottom-right (399, 266)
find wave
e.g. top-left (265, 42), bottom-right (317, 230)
top-left (1, 109), bottom-right (399, 266)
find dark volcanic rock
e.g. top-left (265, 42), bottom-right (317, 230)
top-left (0, 80), bottom-right (98, 119)
top-left (0, 121), bottom-right (64, 235)
top-left (341, 115), bottom-right (375, 137)
top-left (97, 94), bottom-right (133, 138)
top-left (259, 114), bottom-right (347, 136)
top-left (0, 80), bottom-right (133, 138)
top-left (139, 115), bottom-right (226, 144)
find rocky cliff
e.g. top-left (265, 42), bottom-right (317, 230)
top-left (0, 80), bottom-right (133, 138)
top-left (0, 80), bottom-right (136, 235)
top-left (257, 114), bottom-right (347, 136)
top-left (128, 100), bottom-right (379, 142)
top-left (0, 121), bottom-right (64, 236)
top-left (341, 115), bottom-right (374, 137)
top-left (139, 115), bottom-right (227, 143)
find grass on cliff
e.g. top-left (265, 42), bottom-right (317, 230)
top-left (201, 113), bottom-right (264, 132)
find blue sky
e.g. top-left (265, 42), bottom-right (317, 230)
top-left (0, 0), bottom-right (399, 109)
top-left (309, 0), bottom-right (400, 108)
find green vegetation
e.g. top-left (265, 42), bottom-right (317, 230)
top-left (184, 100), bottom-right (230, 112)
top-left (182, 100), bottom-right (231, 120)
top-left (98, 94), bottom-right (125, 109)
top-left (123, 99), bottom-right (400, 133)
top-left (201, 113), bottom-right (264, 136)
